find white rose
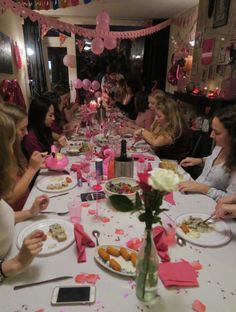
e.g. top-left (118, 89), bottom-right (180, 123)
top-left (148, 168), bottom-right (180, 192)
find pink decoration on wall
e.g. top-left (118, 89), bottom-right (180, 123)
top-left (73, 78), bottom-right (82, 89)
top-left (95, 91), bottom-right (102, 98)
top-left (96, 10), bottom-right (110, 27)
top-left (201, 38), bottom-right (215, 65)
top-left (91, 38), bottom-right (104, 55)
top-left (104, 37), bottom-right (117, 50)
top-left (63, 54), bottom-right (76, 68)
top-left (82, 79), bottom-right (91, 91)
top-left (13, 42), bottom-right (22, 69)
top-left (91, 80), bottom-right (100, 91)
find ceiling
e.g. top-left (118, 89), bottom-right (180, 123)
top-left (40, 0), bottom-right (199, 25)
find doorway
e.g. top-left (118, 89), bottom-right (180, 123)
top-left (47, 47), bottom-right (69, 87)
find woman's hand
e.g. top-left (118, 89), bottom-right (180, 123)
top-left (214, 203), bottom-right (236, 219)
top-left (134, 128), bottom-right (142, 138)
top-left (58, 135), bottom-right (68, 147)
top-left (29, 195), bottom-right (49, 216)
top-left (29, 151), bottom-right (44, 171)
top-left (14, 230), bottom-right (47, 270)
top-left (178, 181), bottom-right (209, 194)
top-left (180, 157), bottom-right (202, 167)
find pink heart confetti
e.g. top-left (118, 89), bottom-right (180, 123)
top-left (88, 209), bottom-right (96, 215)
top-left (101, 217), bottom-right (110, 223)
top-left (164, 192), bottom-right (176, 205)
top-left (115, 229), bottom-right (124, 235)
top-left (192, 299), bottom-right (206, 312)
top-left (191, 261), bottom-right (203, 270)
top-left (126, 238), bottom-right (143, 251)
top-left (81, 202), bottom-right (90, 207)
top-left (75, 274), bottom-right (100, 284)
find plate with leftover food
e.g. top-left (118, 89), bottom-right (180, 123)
top-left (176, 213), bottom-right (232, 247)
top-left (37, 175), bottom-right (77, 193)
top-left (94, 245), bottom-right (137, 277)
top-left (16, 219), bottom-right (74, 255)
top-left (66, 141), bottom-right (90, 155)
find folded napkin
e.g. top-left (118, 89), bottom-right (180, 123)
top-left (152, 226), bottom-right (170, 262)
top-left (74, 224), bottom-right (95, 262)
top-left (164, 192), bottom-right (176, 205)
top-left (159, 261), bottom-right (199, 288)
top-left (130, 153), bottom-right (155, 161)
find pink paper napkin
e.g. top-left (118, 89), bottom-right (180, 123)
top-left (74, 224), bottom-right (95, 262)
top-left (159, 261), bottom-right (199, 288)
top-left (152, 226), bottom-right (170, 262)
top-left (130, 153), bottom-right (155, 161)
top-left (164, 192), bottom-right (176, 205)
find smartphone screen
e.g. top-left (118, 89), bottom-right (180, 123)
top-left (57, 287), bottom-right (90, 303)
top-left (80, 191), bottom-right (105, 202)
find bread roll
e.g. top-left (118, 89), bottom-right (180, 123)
top-left (98, 247), bottom-right (110, 261)
top-left (109, 258), bottom-right (121, 272)
top-left (120, 247), bottom-right (130, 261)
top-left (130, 252), bottom-right (137, 267)
top-left (107, 246), bottom-right (120, 257)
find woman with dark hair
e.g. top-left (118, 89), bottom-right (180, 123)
top-left (180, 105), bottom-right (236, 200)
top-left (22, 96), bottom-right (66, 158)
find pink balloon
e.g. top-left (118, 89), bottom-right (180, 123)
top-left (82, 79), bottom-right (91, 91)
top-left (63, 54), bottom-right (76, 68)
top-left (91, 38), bottom-right (104, 55)
top-left (96, 11), bottom-right (110, 26)
top-left (73, 78), bottom-right (82, 89)
top-left (96, 22), bottom-right (109, 32)
top-left (104, 37), bottom-right (117, 50)
top-left (91, 80), bottom-right (100, 91)
top-left (95, 91), bottom-right (102, 98)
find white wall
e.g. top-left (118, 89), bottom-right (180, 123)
top-left (0, 9), bottom-right (30, 107)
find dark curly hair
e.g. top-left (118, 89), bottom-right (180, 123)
top-left (214, 105), bottom-right (236, 171)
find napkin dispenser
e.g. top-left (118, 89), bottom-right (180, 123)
top-left (45, 145), bottom-right (69, 170)
top-left (114, 159), bottom-right (134, 178)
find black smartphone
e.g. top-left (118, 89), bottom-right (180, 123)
top-left (80, 191), bottom-right (106, 202)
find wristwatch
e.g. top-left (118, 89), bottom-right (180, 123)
top-left (0, 259), bottom-right (7, 282)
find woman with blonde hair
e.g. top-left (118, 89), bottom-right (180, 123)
top-left (0, 103), bottom-right (43, 211)
top-left (0, 112), bottom-right (49, 281)
top-left (134, 92), bottom-right (191, 161)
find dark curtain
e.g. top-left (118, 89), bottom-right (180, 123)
top-left (23, 18), bottom-right (47, 96)
top-left (143, 19), bottom-right (170, 92)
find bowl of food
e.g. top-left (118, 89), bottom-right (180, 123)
top-left (104, 177), bottom-right (140, 201)
top-left (95, 134), bottom-right (120, 147)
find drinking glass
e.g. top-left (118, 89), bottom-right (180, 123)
top-left (68, 199), bottom-right (82, 223)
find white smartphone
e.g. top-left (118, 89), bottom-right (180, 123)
top-left (51, 285), bottom-right (96, 305)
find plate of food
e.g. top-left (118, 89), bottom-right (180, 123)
top-left (176, 213), bottom-right (232, 247)
top-left (16, 219), bottom-right (74, 255)
top-left (128, 141), bottom-right (150, 153)
top-left (104, 177), bottom-right (140, 201)
top-left (37, 175), bottom-right (77, 193)
top-left (95, 134), bottom-right (120, 146)
top-left (94, 245), bottom-right (137, 277)
top-left (66, 141), bottom-right (90, 155)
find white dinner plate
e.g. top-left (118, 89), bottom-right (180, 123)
top-left (16, 219), bottom-right (74, 256)
top-left (176, 213), bottom-right (232, 247)
top-left (94, 245), bottom-right (136, 277)
top-left (128, 141), bottom-right (150, 153)
top-left (36, 175), bottom-right (77, 193)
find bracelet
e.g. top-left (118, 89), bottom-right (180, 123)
top-left (0, 259), bottom-right (7, 282)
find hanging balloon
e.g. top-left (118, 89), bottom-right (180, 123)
top-left (91, 80), bottom-right (100, 91)
top-left (95, 91), bottom-right (102, 98)
top-left (96, 11), bottom-right (110, 27)
top-left (63, 54), bottom-right (76, 68)
top-left (73, 78), bottom-right (82, 89)
top-left (96, 22), bottom-right (110, 32)
top-left (82, 79), bottom-right (91, 91)
top-left (104, 37), bottom-right (117, 50)
top-left (91, 38), bottom-right (104, 55)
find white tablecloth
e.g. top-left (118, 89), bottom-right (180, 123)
top-left (1, 154), bottom-right (236, 312)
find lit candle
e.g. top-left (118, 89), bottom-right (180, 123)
top-left (89, 100), bottom-right (97, 111)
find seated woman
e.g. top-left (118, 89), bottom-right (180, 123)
top-left (115, 78), bottom-right (141, 120)
top-left (0, 104), bottom-right (43, 211)
top-left (134, 92), bottom-right (191, 162)
top-left (214, 194), bottom-right (236, 219)
top-left (119, 91), bottom-right (154, 135)
top-left (179, 105), bottom-right (236, 201)
top-left (22, 96), bottom-right (66, 158)
top-left (0, 112), bottom-right (49, 281)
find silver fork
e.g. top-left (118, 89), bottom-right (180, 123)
top-left (40, 211), bottom-right (69, 216)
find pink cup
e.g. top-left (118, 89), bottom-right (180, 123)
top-left (68, 199), bottom-right (82, 223)
top-left (162, 218), bottom-right (176, 245)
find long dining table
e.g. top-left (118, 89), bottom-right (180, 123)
top-left (1, 142), bottom-right (236, 312)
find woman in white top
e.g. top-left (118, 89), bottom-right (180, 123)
top-left (0, 112), bottom-right (49, 282)
top-left (179, 105), bottom-right (236, 201)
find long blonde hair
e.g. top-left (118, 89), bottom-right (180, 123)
top-left (0, 112), bottom-right (16, 198)
top-left (0, 103), bottom-right (28, 175)
top-left (154, 95), bottom-right (188, 140)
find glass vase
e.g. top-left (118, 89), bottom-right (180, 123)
top-left (136, 228), bottom-right (159, 303)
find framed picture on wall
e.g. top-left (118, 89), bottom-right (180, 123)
top-left (0, 32), bottom-right (13, 74)
top-left (213, 0), bottom-right (231, 28)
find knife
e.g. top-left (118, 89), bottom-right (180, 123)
top-left (14, 276), bottom-right (73, 290)
top-left (49, 192), bottom-right (69, 199)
